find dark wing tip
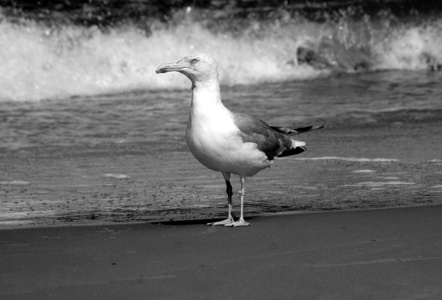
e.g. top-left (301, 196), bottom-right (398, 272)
top-left (277, 146), bottom-right (307, 158)
top-left (293, 125), bottom-right (324, 134)
top-left (270, 126), bottom-right (298, 134)
top-left (270, 125), bottom-right (324, 135)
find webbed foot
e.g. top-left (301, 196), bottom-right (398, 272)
top-left (206, 217), bottom-right (234, 226)
top-left (224, 219), bottom-right (250, 227)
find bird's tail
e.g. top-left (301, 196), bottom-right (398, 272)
top-left (271, 125), bottom-right (324, 135)
top-left (292, 140), bottom-right (306, 148)
top-left (274, 125), bottom-right (323, 158)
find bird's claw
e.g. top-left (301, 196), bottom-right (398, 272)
top-left (224, 220), bottom-right (250, 227)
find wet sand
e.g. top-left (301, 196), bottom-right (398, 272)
top-left (1, 205), bottom-right (442, 299)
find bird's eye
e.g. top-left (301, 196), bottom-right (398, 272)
top-left (190, 58), bottom-right (199, 64)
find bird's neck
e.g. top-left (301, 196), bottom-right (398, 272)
top-left (190, 80), bottom-right (224, 111)
top-left (191, 77), bottom-right (219, 92)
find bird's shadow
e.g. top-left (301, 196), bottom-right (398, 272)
top-left (148, 214), bottom-right (254, 226)
top-left (149, 218), bottom-right (225, 226)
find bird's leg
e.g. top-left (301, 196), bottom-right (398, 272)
top-left (207, 172), bottom-right (235, 226)
top-left (225, 176), bottom-right (250, 227)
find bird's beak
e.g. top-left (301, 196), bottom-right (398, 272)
top-left (156, 59), bottom-right (187, 74)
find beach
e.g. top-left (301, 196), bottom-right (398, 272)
top-left (1, 97), bottom-right (441, 300)
top-left (1, 205), bottom-right (442, 299)
top-left (1, 1), bottom-right (442, 298)
top-left (1, 93), bottom-right (441, 300)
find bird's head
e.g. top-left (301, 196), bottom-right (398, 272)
top-left (156, 53), bottom-right (219, 88)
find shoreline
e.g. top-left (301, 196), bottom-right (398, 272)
top-left (1, 114), bottom-right (442, 229)
top-left (2, 202), bottom-right (440, 231)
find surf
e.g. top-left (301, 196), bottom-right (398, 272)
top-left (0, 2), bottom-right (441, 102)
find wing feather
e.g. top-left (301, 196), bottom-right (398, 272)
top-left (233, 113), bottom-right (293, 160)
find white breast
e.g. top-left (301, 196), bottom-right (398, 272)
top-left (186, 101), bottom-right (271, 177)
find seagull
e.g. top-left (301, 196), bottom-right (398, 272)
top-left (156, 53), bottom-right (323, 227)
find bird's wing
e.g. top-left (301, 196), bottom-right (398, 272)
top-left (232, 113), bottom-right (293, 160)
top-left (271, 125), bottom-right (324, 135)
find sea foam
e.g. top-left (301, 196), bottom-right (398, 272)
top-left (0, 8), bottom-right (441, 102)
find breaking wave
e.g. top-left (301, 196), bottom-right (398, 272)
top-left (0, 1), bottom-right (441, 101)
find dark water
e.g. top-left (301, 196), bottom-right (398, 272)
top-left (1, 70), bottom-right (441, 150)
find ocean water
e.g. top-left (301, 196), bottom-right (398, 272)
top-left (0, 0), bottom-right (441, 226)
top-left (0, 0), bottom-right (441, 101)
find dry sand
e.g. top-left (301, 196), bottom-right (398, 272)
top-left (1, 205), bottom-right (442, 299)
